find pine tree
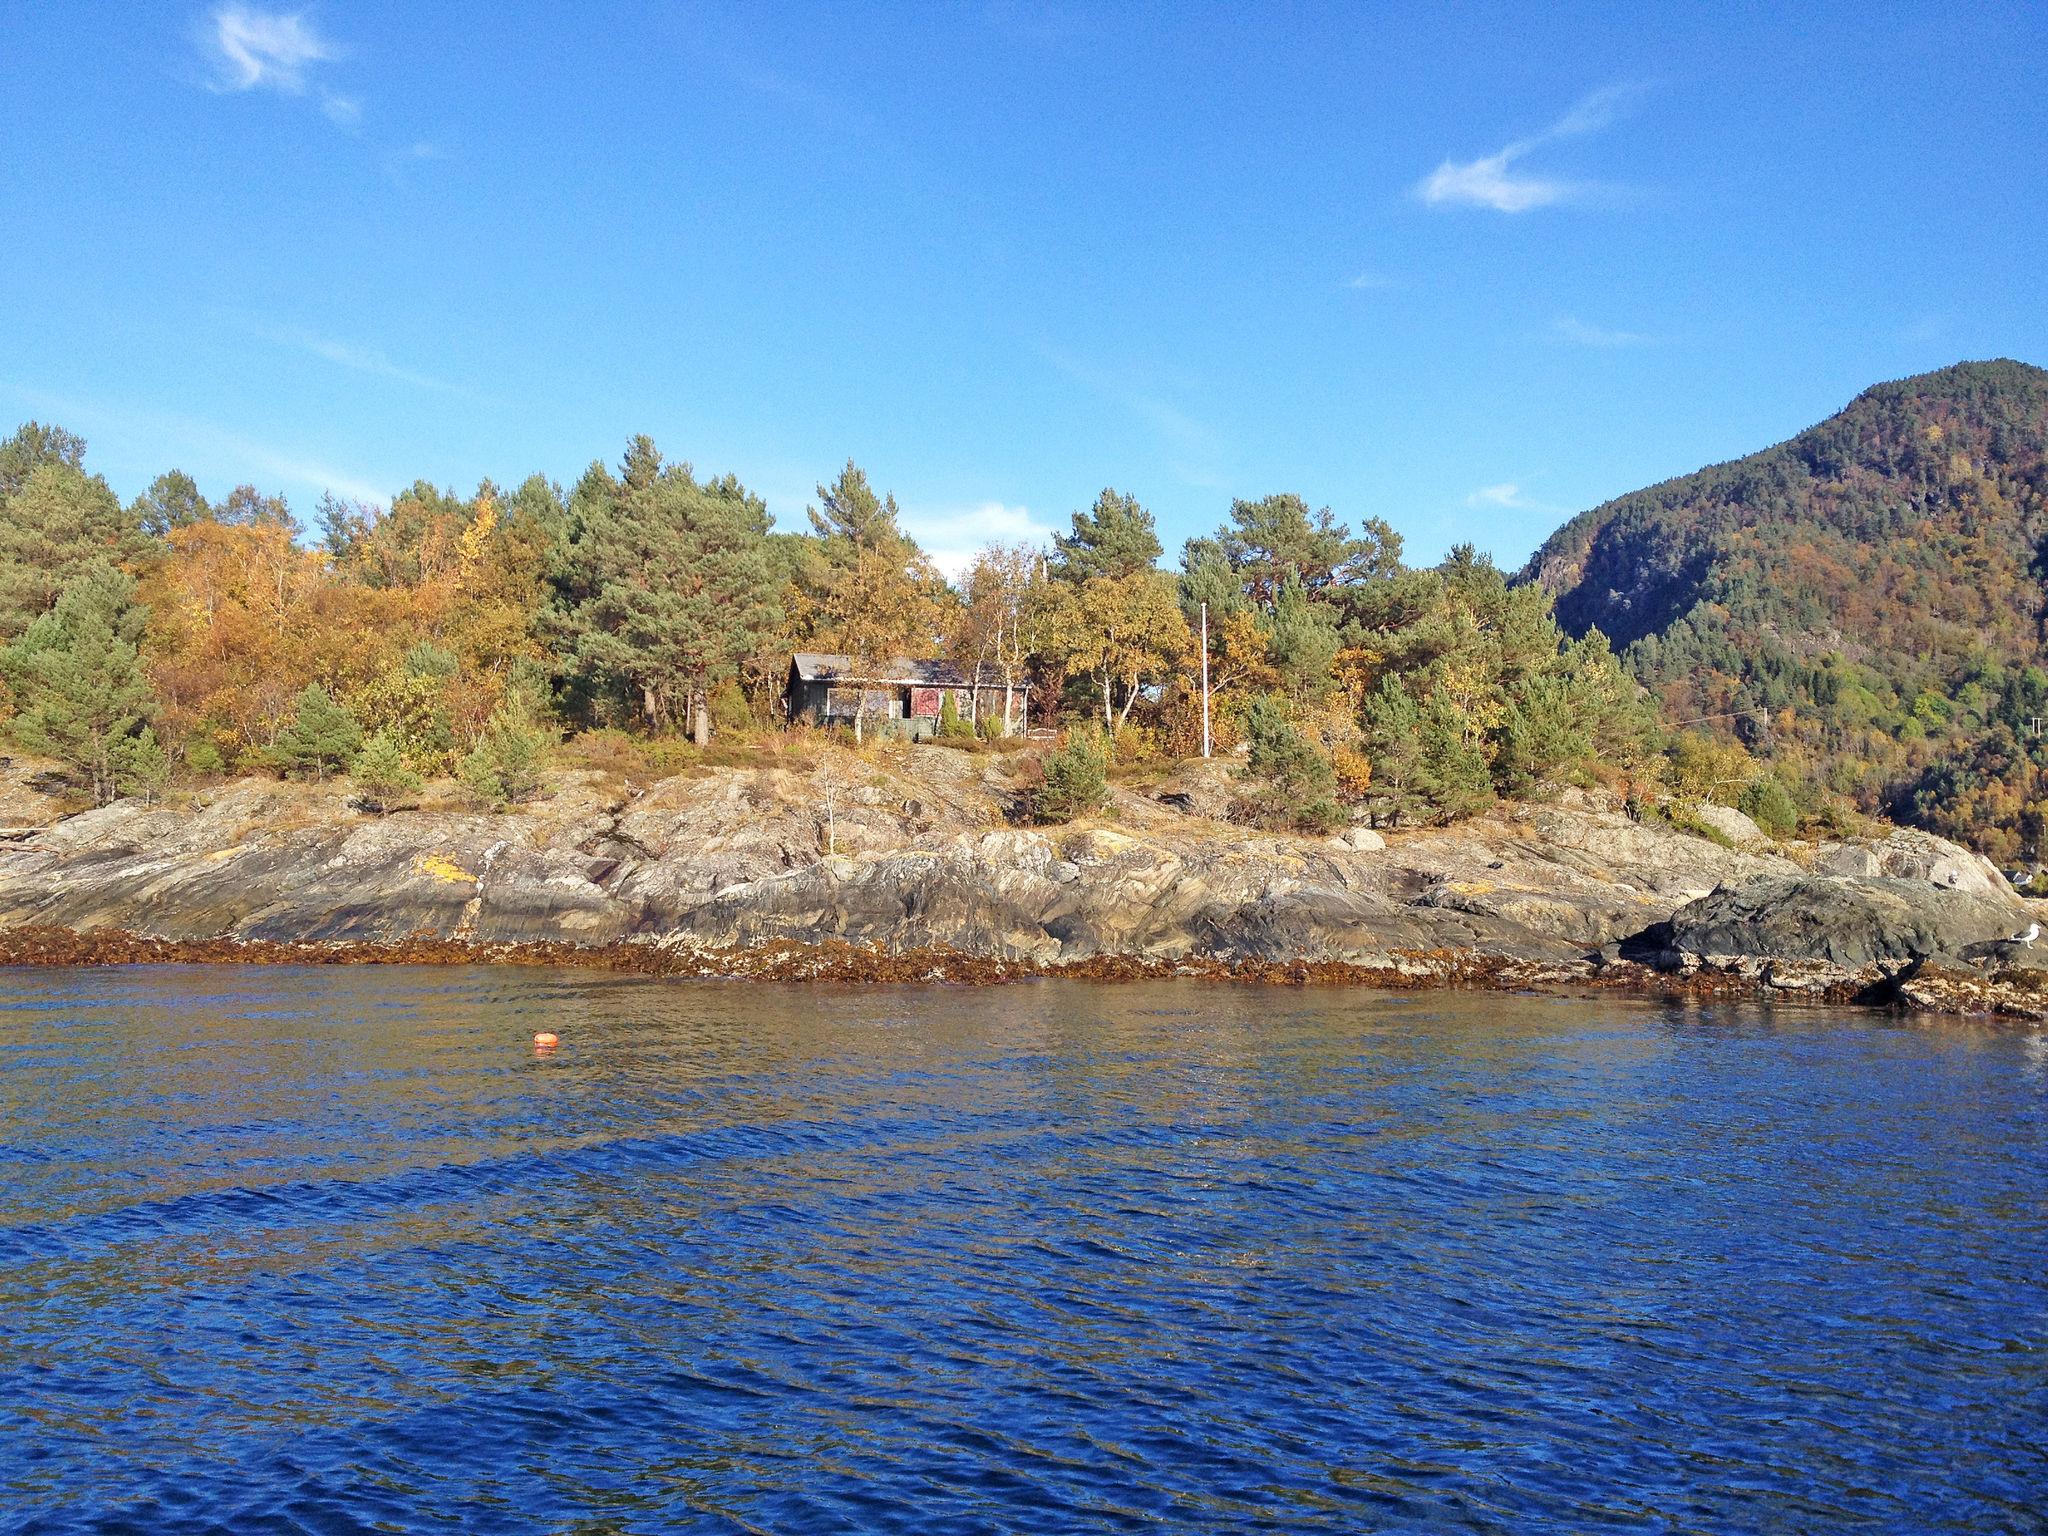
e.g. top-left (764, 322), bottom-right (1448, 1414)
top-left (1053, 489), bottom-right (1163, 583)
top-left (459, 701), bottom-right (552, 809)
top-left (130, 471), bottom-right (212, 538)
top-left (1263, 571), bottom-right (1341, 704)
top-left (0, 562), bottom-right (155, 804)
top-left (353, 730), bottom-right (422, 814)
top-left (807, 460), bottom-right (910, 559)
top-left (0, 444), bottom-right (146, 640)
top-left (556, 440), bottom-right (780, 738)
top-left (273, 684), bottom-right (363, 780)
top-left (112, 727), bottom-right (172, 806)
top-left (1239, 693), bottom-right (1343, 832)
top-left (1031, 728), bottom-right (1108, 823)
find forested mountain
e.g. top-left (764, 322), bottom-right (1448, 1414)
top-left (1524, 359), bottom-right (2048, 860)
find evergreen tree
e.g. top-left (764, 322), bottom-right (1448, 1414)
top-left (1494, 673), bottom-right (1592, 795)
top-left (1239, 693), bottom-right (1343, 832)
top-left (1031, 728), bottom-right (1108, 824)
top-left (1264, 571), bottom-right (1341, 704)
top-left (459, 700), bottom-right (551, 808)
top-left (353, 730), bottom-right (422, 814)
top-left (1216, 493), bottom-right (1397, 605)
top-left (1362, 676), bottom-right (1427, 823)
top-left (0, 455), bottom-right (145, 640)
top-left (1415, 698), bottom-right (1496, 820)
top-left (273, 684), bottom-right (363, 780)
top-left (0, 421), bottom-right (86, 500)
top-left (807, 460), bottom-right (910, 559)
top-left (0, 562), bottom-right (155, 804)
top-left (112, 727), bottom-right (172, 806)
top-left (1052, 489), bottom-right (1162, 583)
top-left (556, 438), bottom-right (780, 738)
top-left (131, 470), bottom-right (212, 539)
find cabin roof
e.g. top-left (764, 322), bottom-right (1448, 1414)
top-left (788, 653), bottom-right (1027, 689)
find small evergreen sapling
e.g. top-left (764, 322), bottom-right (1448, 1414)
top-left (353, 730), bottom-right (422, 814)
top-left (459, 700), bottom-right (553, 809)
top-left (1030, 728), bottom-right (1108, 824)
top-left (273, 684), bottom-right (362, 780)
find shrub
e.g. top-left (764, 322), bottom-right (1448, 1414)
top-left (459, 703), bottom-right (553, 809)
top-left (1237, 694), bottom-right (1344, 833)
top-left (937, 693), bottom-right (975, 740)
top-left (353, 729), bottom-right (423, 814)
top-left (184, 738), bottom-right (226, 778)
top-left (1332, 746), bottom-right (1374, 798)
top-left (112, 727), bottom-right (172, 806)
top-left (1739, 776), bottom-right (1799, 839)
top-left (272, 683), bottom-right (362, 780)
top-left (709, 679), bottom-right (753, 735)
top-left (1030, 729), bottom-right (1108, 824)
top-left (1667, 731), bottom-right (1755, 802)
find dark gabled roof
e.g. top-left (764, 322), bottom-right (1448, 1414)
top-left (789, 653), bottom-right (1027, 689)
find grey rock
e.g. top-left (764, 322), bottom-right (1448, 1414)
top-left (1651, 873), bottom-right (2024, 969)
top-left (1816, 843), bottom-right (1883, 878)
top-left (0, 756), bottom-right (2021, 998)
top-left (1692, 803), bottom-right (1766, 845)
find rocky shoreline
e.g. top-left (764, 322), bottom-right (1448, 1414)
top-left (3, 746), bottom-right (2044, 1019)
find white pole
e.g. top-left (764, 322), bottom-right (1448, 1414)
top-left (1200, 601), bottom-right (1211, 759)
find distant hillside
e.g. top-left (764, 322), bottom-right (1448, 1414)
top-left (1522, 360), bottom-right (2048, 860)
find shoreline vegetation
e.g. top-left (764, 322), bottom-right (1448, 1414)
top-left (4, 366), bottom-right (2048, 1023)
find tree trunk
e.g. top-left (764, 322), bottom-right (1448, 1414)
top-left (1116, 676), bottom-right (1140, 731)
top-left (693, 693), bottom-right (710, 747)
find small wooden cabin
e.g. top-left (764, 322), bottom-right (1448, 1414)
top-left (784, 654), bottom-right (1033, 739)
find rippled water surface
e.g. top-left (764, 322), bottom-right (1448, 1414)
top-left (4, 969), bottom-right (2047, 1533)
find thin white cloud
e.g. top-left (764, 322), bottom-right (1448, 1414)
top-left (1552, 315), bottom-right (1658, 348)
top-left (205, 5), bottom-right (338, 92)
top-left (0, 379), bottom-right (390, 511)
top-left (201, 5), bottom-right (361, 128)
top-left (1345, 270), bottom-right (1399, 291)
top-left (1416, 82), bottom-right (1645, 213)
top-left (1036, 344), bottom-right (1227, 491)
top-left (1465, 482), bottom-right (1563, 514)
top-left (900, 502), bottom-right (1059, 581)
top-left (230, 315), bottom-right (473, 397)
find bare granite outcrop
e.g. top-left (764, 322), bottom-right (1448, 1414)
top-left (0, 748), bottom-right (2041, 1016)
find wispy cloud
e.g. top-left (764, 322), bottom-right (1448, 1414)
top-left (1037, 345), bottom-right (1227, 491)
top-left (242, 319), bottom-right (467, 395)
top-left (1345, 270), bottom-right (1399, 292)
top-left (1465, 482), bottom-right (1563, 514)
top-left (1416, 83), bottom-right (1645, 213)
top-left (1551, 315), bottom-right (1658, 348)
top-left (201, 5), bottom-right (358, 127)
top-left (0, 379), bottom-right (390, 511)
top-left (900, 502), bottom-right (1060, 580)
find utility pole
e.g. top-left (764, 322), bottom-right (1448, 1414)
top-left (1200, 601), bottom-right (1211, 759)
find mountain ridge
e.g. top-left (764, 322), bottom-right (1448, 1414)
top-left (1521, 357), bottom-right (2048, 859)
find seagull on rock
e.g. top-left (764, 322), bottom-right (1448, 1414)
top-left (2013, 922), bottom-right (2040, 947)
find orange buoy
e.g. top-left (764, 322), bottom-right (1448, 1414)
top-left (533, 1031), bottom-right (560, 1048)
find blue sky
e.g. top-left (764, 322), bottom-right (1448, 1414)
top-left (4, 2), bottom-right (2044, 573)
